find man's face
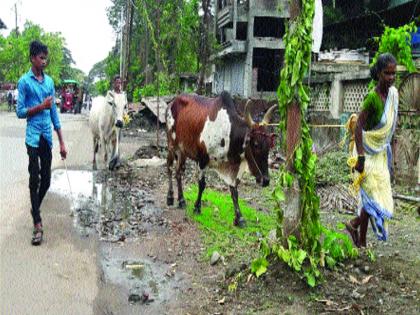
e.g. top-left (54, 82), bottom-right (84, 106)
top-left (31, 52), bottom-right (48, 71)
top-left (113, 78), bottom-right (122, 92)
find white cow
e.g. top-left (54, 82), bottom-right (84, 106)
top-left (89, 91), bottom-right (127, 170)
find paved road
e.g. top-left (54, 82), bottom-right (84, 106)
top-left (0, 111), bottom-right (98, 314)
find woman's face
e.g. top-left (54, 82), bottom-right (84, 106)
top-left (378, 63), bottom-right (396, 89)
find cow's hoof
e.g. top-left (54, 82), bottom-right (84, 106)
top-left (167, 195), bottom-right (174, 206)
top-left (108, 157), bottom-right (119, 170)
top-left (193, 206), bottom-right (201, 214)
top-left (234, 217), bottom-right (246, 228)
top-left (178, 199), bottom-right (186, 209)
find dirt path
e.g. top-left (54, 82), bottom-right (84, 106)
top-left (61, 127), bottom-right (419, 314)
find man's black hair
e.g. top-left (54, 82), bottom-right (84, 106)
top-left (30, 40), bottom-right (48, 57)
top-left (113, 74), bottom-right (121, 82)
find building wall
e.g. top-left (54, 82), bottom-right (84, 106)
top-left (308, 63), bottom-right (419, 186)
top-left (213, 56), bottom-right (246, 96)
top-left (213, 0), bottom-right (288, 98)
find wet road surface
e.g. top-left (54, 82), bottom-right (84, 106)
top-left (0, 112), bottom-right (98, 314)
top-left (1, 111), bottom-right (187, 314)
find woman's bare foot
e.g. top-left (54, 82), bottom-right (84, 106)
top-left (345, 221), bottom-right (359, 247)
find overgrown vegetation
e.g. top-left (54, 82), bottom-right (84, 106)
top-left (184, 185), bottom-right (276, 260)
top-left (372, 22), bottom-right (417, 73)
top-left (104, 0), bottom-right (212, 100)
top-left (369, 22), bottom-right (417, 88)
top-left (315, 150), bottom-right (351, 185)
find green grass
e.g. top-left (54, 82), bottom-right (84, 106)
top-left (184, 185), bottom-right (276, 261)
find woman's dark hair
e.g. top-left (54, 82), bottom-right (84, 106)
top-left (30, 40), bottom-right (48, 57)
top-left (370, 53), bottom-right (397, 81)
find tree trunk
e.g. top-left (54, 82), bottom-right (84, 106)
top-left (283, 1), bottom-right (303, 242)
top-left (197, 0), bottom-right (211, 95)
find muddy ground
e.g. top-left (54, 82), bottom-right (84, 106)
top-left (57, 121), bottom-right (419, 315)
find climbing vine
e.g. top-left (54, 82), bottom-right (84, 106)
top-left (277, 0), bottom-right (319, 253)
top-left (251, 0), bottom-right (357, 287)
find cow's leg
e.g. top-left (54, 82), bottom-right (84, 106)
top-left (93, 136), bottom-right (99, 170)
top-left (175, 152), bottom-right (186, 208)
top-left (108, 131), bottom-right (119, 170)
top-left (230, 184), bottom-right (246, 227)
top-left (103, 138), bottom-right (108, 164)
top-left (193, 167), bottom-right (206, 214)
top-left (166, 147), bottom-right (175, 206)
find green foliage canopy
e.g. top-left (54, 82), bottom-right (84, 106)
top-left (0, 22), bottom-right (66, 85)
top-left (105, 0), bottom-right (201, 99)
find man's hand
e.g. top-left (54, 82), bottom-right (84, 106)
top-left (60, 143), bottom-right (67, 160)
top-left (355, 155), bottom-right (365, 173)
top-left (42, 96), bottom-right (53, 110)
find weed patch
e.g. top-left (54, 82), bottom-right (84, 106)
top-left (184, 185), bottom-right (276, 261)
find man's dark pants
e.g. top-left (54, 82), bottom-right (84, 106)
top-left (26, 136), bottom-right (52, 226)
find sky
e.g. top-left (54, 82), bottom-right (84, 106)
top-left (0, 0), bottom-right (117, 74)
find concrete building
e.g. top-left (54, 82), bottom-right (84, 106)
top-left (212, 0), bottom-right (289, 98)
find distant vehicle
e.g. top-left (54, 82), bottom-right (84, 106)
top-left (59, 79), bottom-right (83, 114)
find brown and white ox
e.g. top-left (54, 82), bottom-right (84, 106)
top-left (165, 91), bottom-right (276, 226)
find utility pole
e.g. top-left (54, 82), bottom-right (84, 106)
top-left (156, 0), bottom-right (161, 155)
top-left (120, 9), bottom-right (124, 80)
top-left (121, 0), bottom-right (132, 90)
top-left (14, 2), bottom-right (19, 34)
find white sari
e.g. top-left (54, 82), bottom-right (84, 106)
top-left (352, 86), bottom-right (398, 241)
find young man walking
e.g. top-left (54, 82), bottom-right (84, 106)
top-left (16, 40), bottom-right (67, 245)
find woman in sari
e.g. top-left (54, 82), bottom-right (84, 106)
top-left (346, 53), bottom-right (398, 248)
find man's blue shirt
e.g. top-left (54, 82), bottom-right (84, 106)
top-left (16, 69), bottom-right (61, 148)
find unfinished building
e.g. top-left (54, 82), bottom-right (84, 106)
top-left (212, 0), bottom-right (289, 98)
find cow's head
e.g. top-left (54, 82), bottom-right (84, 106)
top-left (106, 91), bottom-right (128, 128)
top-left (243, 101), bottom-right (277, 187)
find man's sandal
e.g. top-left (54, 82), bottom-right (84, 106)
top-left (344, 222), bottom-right (359, 247)
top-left (31, 226), bottom-right (43, 246)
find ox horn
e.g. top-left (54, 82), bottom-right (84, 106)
top-left (261, 104), bottom-right (277, 126)
top-left (244, 99), bottom-right (255, 127)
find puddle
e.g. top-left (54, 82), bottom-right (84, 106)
top-left (49, 169), bottom-right (166, 241)
top-left (50, 169), bottom-right (182, 308)
top-left (101, 254), bottom-right (181, 304)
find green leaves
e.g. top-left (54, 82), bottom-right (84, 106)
top-left (370, 22), bottom-right (417, 88)
top-left (0, 22), bottom-right (65, 84)
top-left (305, 271), bottom-right (316, 287)
top-left (273, 185), bottom-right (285, 203)
top-left (291, 51), bottom-right (303, 86)
top-left (276, 236), bottom-right (308, 273)
top-left (251, 257), bottom-right (269, 278)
